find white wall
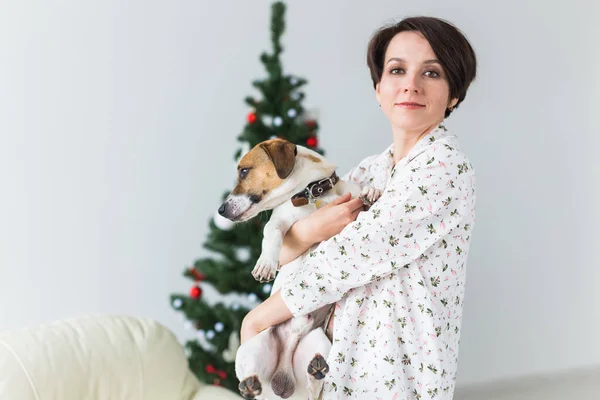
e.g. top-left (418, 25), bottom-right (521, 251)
top-left (1, 0), bottom-right (598, 389)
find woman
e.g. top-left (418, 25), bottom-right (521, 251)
top-left (241, 16), bottom-right (477, 399)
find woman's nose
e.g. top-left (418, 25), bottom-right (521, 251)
top-left (402, 74), bottom-right (421, 93)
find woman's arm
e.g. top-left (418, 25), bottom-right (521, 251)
top-left (278, 192), bottom-right (365, 266)
top-left (240, 290), bottom-right (291, 344)
top-left (278, 219), bottom-right (315, 267)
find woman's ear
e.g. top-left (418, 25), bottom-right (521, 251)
top-left (375, 83), bottom-right (381, 106)
top-left (449, 98), bottom-right (458, 109)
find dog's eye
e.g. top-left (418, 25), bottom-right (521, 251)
top-left (239, 168), bottom-right (250, 180)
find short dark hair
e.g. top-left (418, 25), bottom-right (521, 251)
top-left (366, 16), bottom-right (477, 118)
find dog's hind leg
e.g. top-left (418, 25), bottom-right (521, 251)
top-left (235, 328), bottom-right (279, 399)
top-left (293, 328), bottom-right (332, 400)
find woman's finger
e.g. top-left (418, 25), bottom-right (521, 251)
top-left (329, 192), bottom-right (352, 206)
top-left (350, 207), bottom-right (363, 220)
top-left (346, 197), bottom-right (366, 212)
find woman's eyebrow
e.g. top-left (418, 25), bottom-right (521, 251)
top-left (386, 57), bottom-right (440, 65)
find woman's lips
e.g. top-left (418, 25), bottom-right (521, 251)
top-left (396, 102), bottom-right (425, 109)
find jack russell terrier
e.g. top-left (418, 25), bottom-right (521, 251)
top-left (218, 138), bottom-right (380, 399)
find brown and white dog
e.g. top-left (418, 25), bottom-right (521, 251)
top-left (218, 139), bottom-right (380, 399)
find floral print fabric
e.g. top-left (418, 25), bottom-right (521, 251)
top-left (280, 124), bottom-right (477, 399)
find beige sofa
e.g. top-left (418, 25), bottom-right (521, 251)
top-left (0, 314), bottom-right (242, 400)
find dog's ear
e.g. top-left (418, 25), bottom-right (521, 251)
top-left (260, 139), bottom-right (297, 179)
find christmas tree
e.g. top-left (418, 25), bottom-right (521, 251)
top-left (169, 1), bottom-right (325, 392)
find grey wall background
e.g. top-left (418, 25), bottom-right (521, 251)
top-left (1, 0), bottom-right (598, 388)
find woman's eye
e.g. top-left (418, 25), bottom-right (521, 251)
top-left (424, 70), bottom-right (440, 78)
top-left (390, 68), bottom-right (404, 75)
top-left (239, 168), bottom-right (250, 179)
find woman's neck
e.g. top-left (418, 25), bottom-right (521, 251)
top-left (391, 121), bottom-right (441, 164)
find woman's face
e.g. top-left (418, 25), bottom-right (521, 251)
top-left (376, 31), bottom-right (458, 133)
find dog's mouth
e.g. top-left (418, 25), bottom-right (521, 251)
top-left (233, 205), bottom-right (258, 222)
top-left (228, 193), bottom-right (265, 222)
top-left (220, 192), bottom-right (269, 222)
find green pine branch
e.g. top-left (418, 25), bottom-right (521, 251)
top-left (170, 2), bottom-right (326, 393)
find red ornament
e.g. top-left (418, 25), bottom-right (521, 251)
top-left (190, 286), bottom-right (202, 300)
top-left (205, 364), bottom-right (216, 374)
top-left (189, 267), bottom-right (206, 282)
top-left (247, 112), bottom-right (257, 124)
top-left (305, 119), bottom-right (317, 128)
top-left (306, 136), bottom-right (318, 148)
top-left (217, 370), bottom-right (228, 379)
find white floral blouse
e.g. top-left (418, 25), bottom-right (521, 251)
top-left (280, 123), bottom-right (477, 399)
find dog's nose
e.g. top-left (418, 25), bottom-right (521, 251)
top-left (218, 203), bottom-right (226, 216)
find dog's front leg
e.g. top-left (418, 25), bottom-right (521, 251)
top-left (334, 180), bottom-right (383, 208)
top-left (253, 218), bottom-right (292, 283)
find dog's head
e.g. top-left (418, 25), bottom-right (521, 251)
top-left (218, 138), bottom-right (298, 222)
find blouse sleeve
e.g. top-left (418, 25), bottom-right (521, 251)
top-left (280, 144), bottom-right (475, 317)
top-left (339, 153), bottom-right (380, 189)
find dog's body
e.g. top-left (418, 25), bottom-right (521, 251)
top-left (219, 139), bottom-right (380, 399)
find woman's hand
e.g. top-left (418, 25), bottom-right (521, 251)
top-left (300, 192), bottom-right (366, 243)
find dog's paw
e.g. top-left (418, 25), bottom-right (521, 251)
top-left (307, 353), bottom-right (330, 380)
top-left (252, 255), bottom-right (278, 283)
top-left (359, 187), bottom-right (382, 208)
top-left (238, 375), bottom-right (262, 399)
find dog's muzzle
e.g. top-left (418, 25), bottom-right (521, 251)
top-left (218, 194), bottom-right (258, 221)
